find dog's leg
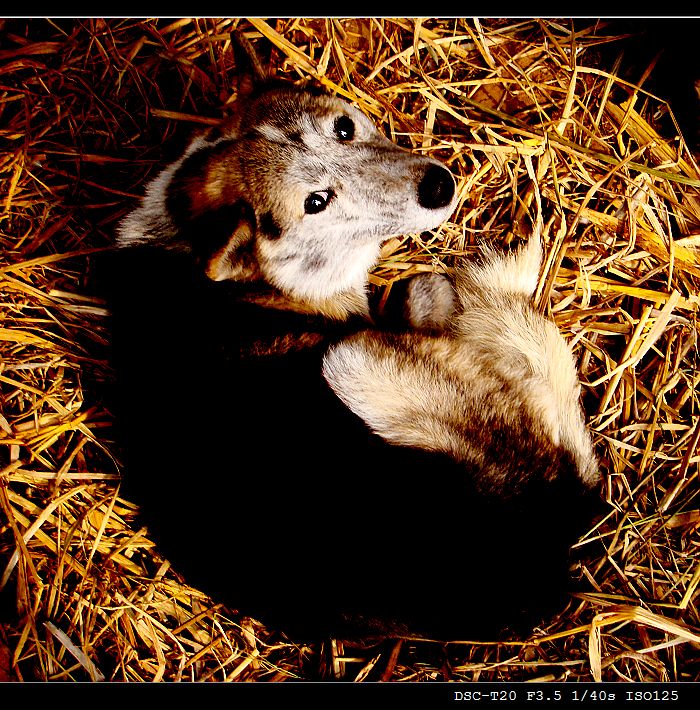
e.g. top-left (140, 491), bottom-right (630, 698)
top-left (372, 272), bottom-right (457, 333)
top-left (403, 272), bottom-right (457, 331)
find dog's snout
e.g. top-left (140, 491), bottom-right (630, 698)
top-left (417, 163), bottom-right (455, 210)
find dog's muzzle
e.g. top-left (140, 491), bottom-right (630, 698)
top-left (417, 163), bottom-right (455, 210)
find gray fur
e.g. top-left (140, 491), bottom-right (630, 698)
top-left (404, 272), bottom-right (457, 330)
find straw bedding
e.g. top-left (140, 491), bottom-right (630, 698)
top-left (1, 17), bottom-right (699, 682)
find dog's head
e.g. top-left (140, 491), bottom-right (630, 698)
top-left (118, 47), bottom-right (457, 308)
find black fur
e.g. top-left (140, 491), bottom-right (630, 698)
top-left (103, 246), bottom-right (601, 642)
top-left (259, 210), bottom-right (282, 240)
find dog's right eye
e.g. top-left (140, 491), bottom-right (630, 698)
top-left (304, 190), bottom-right (334, 214)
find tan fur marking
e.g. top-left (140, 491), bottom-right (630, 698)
top-left (205, 219), bottom-right (258, 282)
top-left (239, 289), bottom-right (370, 320)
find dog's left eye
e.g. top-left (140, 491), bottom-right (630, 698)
top-left (304, 190), bottom-right (334, 214)
top-left (334, 115), bottom-right (355, 141)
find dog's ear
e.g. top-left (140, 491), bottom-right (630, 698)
top-left (230, 30), bottom-right (304, 98)
top-left (203, 31), bottom-right (288, 143)
top-left (174, 201), bottom-right (259, 283)
top-left (230, 30), bottom-right (269, 99)
top-left (166, 147), bottom-right (260, 283)
top-left (202, 203), bottom-right (259, 282)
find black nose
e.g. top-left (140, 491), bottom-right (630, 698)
top-left (417, 163), bottom-right (455, 210)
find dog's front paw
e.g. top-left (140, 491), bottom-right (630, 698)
top-left (371, 271), bottom-right (457, 332)
top-left (404, 272), bottom-right (457, 332)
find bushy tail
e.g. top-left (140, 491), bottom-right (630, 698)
top-left (454, 227), bottom-right (543, 307)
top-left (451, 226), bottom-right (600, 489)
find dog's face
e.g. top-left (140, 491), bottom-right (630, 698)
top-left (118, 86), bottom-right (457, 305)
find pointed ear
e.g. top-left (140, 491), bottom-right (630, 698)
top-left (230, 30), bottom-right (269, 99)
top-left (229, 29), bottom-right (302, 98)
top-left (204, 205), bottom-right (259, 282)
top-left (165, 144), bottom-right (260, 282)
top-left (167, 184), bottom-right (260, 283)
top-left (204, 31), bottom-right (289, 144)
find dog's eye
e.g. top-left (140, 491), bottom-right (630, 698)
top-left (334, 115), bottom-right (355, 141)
top-left (304, 190), bottom-right (334, 214)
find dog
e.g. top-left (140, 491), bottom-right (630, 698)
top-left (106, 34), bottom-right (601, 642)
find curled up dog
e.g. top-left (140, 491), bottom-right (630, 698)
top-left (107, 35), bottom-right (602, 642)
